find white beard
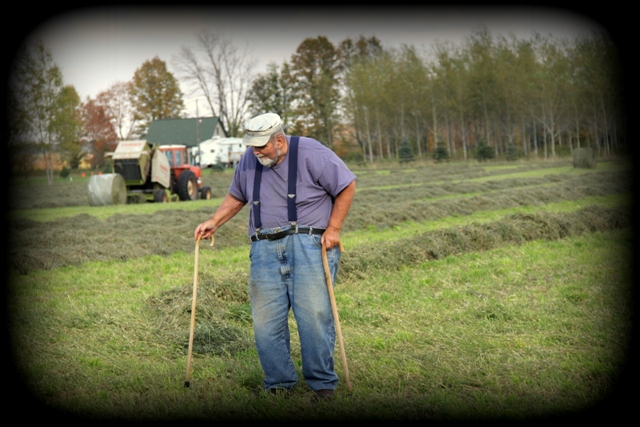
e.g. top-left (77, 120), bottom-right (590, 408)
top-left (257, 148), bottom-right (281, 168)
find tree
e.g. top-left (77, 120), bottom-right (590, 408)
top-left (398, 137), bottom-right (415, 163)
top-left (465, 26), bottom-right (499, 157)
top-left (96, 81), bottom-right (138, 140)
top-left (8, 40), bottom-right (76, 183)
top-left (54, 85), bottom-right (83, 169)
top-left (247, 62), bottom-right (294, 130)
top-left (433, 138), bottom-right (450, 163)
top-left (81, 99), bottom-right (118, 169)
top-left (130, 56), bottom-right (184, 135)
top-left (289, 36), bottom-right (341, 147)
top-left (173, 30), bottom-right (257, 136)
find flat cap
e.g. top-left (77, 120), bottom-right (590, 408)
top-left (242, 113), bottom-right (283, 146)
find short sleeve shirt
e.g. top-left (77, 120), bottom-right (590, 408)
top-left (229, 136), bottom-right (356, 236)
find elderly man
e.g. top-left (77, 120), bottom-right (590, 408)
top-left (194, 113), bottom-right (356, 400)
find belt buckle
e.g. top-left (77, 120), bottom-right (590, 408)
top-left (264, 227), bottom-right (282, 241)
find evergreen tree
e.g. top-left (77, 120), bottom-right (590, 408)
top-left (398, 138), bottom-right (415, 163)
top-left (505, 143), bottom-right (520, 161)
top-left (474, 139), bottom-right (495, 162)
top-left (433, 138), bottom-right (450, 163)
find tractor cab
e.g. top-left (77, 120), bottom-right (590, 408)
top-left (158, 145), bottom-right (211, 201)
top-left (160, 144), bottom-right (189, 167)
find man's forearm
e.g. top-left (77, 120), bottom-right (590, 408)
top-left (209, 193), bottom-right (246, 230)
top-left (195, 193), bottom-right (246, 240)
top-left (327, 180), bottom-right (356, 233)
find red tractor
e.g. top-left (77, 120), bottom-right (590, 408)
top-left (159, 144), bottom-right (213, 202)
top-left (88, 141), bottom-right (213, 205)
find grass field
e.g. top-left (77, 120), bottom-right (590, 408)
top-left (5, 157), bottom-right (635, 421)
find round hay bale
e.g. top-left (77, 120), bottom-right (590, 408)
top-left (573, 147), bottom-right (597, 169)
top-left (87, 173), bottom-right (127, 206)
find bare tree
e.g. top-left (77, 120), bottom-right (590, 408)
top-left (173, 29), bottom-right (257, 137)
top-left (95, 81), bottom-right (138, 140)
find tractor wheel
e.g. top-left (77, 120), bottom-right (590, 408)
top-left (177, 170), bottom-right (198, 201)
top-left (200, 186), bottom-right (213, 200)
top-left (154, 189), bottom-right (168, 203)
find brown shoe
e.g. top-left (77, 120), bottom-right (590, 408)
top-left (313, 389), bottom-right (334, 401)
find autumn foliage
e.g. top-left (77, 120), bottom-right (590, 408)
top-left (81, 99), bottom-right (118, 169)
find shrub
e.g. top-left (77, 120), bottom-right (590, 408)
top-left (474, 141), bottom-right (495, 162)
top-left (59, 166), bottom-right (71, 179)
top-left (102, 159), bottom-right (113, 174)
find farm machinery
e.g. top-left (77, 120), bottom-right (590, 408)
top-left (88, 140), bottom-right (213, 206)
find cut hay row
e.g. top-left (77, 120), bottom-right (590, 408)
top-left (144, 204), bottom-right (630, 357)
top-left (6, 159), bottom-right (590, 211)
top-left (338, 205), bottom-right (630, 282)
top-left (7, 166), bottom-right (629, 275)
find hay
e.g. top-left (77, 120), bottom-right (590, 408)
top-left (8, 207), bottom-right (251, 274)
top-left (8, 168), bottom-right (630, 275)
top-left (87, 173), bottom-right (127, 206)
top-left (337, 205), bottom-right (631, 282)
top-left (146, 272), bottom-right (253, 356)
top-left (186, 322), bottom-right (253, 356)
top-left (573, 147), bottom-right (597, 169)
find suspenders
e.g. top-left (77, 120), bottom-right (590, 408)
top-left (252, 136), bottom-right (300, 233)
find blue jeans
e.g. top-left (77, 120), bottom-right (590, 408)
top-left (248, 226), bottom-right (341, 391)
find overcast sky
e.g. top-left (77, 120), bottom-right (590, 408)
top-left (16, 5), bottom-right (608, 117)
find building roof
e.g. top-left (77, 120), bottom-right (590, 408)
top-left (144, 117), bottom-right (227, 148)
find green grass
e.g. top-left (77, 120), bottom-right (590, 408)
top-left (9, 227), bottom-right (631, 420)
top-left (7, 157), bottom-right (633, 420)
top-left (9, 197), bottom-right (226, 222)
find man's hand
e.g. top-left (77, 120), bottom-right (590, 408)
top-left (194, 219), bottom-right (216, 241)
top-left (194, 193), bottom-right (246, 241)
top-left (321, 226), bottom-right (341, 250)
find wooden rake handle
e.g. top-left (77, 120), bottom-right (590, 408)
top-left (184, 235), bottom-right (214, 388)
top-left (322, 241), bottom-right (352, 392)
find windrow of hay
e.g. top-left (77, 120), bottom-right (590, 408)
top-left (8, 168), bottom-right (630, 275)
top-left (337, 205), bottom-right (631, 282)
top-left (6, 160), bottom-right (570, 211)
top-left (143, 204), bottom-right (629, 356)
top-left (351, 160), bottom-right (565, 189)
top-left (145, 267), bottom-right (253, 356)
top-left (7, 207), bottom-right (251, 274)
top-left (345, 171), bottom-right (630, 232)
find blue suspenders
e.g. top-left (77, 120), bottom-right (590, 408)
top-left (252, 136), bottom-right (300, 233)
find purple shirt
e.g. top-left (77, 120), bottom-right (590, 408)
top-left (229, 136), bottom-right (356, 236)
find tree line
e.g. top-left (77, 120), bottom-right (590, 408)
top-left (7, 26), bottom-right (624, 182)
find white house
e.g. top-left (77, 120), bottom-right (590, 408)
top-left (193, 136), bottom-right (246, 167)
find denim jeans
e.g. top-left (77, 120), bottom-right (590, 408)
top-left (248, 226), bottom-right (341, 391)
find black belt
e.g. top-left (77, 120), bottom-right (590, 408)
top-left (250, 227), bottom-right (325, 242)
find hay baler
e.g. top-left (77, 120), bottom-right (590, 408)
top-left (88, 140), bottom-right (212, 206)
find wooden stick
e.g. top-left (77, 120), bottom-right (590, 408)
top-left (322, 242), bottom-right (352, 392)
top-left (184, 235), bottom-right (213, 387)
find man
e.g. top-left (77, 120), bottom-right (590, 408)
top-left (194, 113), bottom-right (356, 400)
